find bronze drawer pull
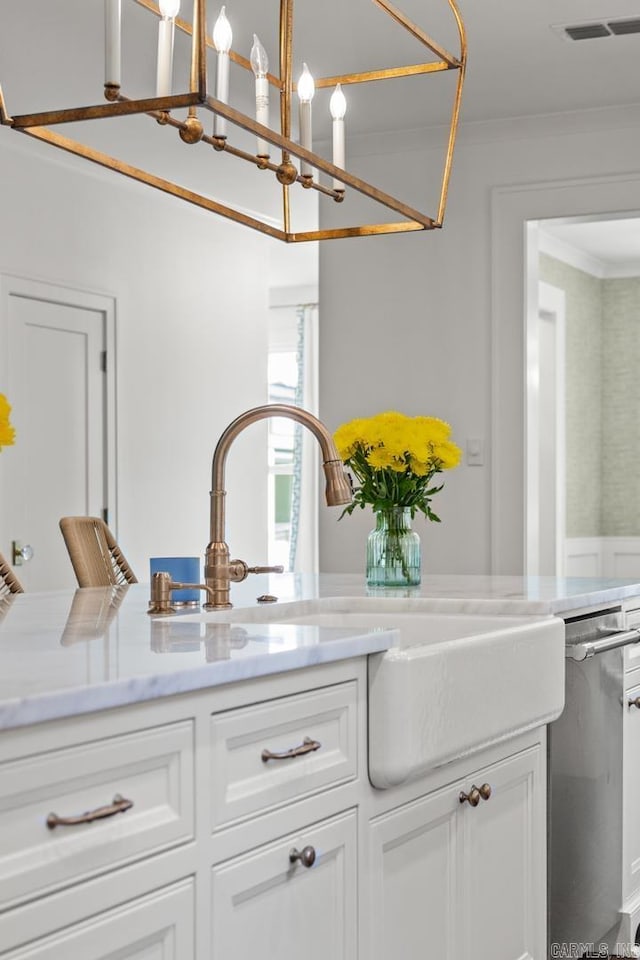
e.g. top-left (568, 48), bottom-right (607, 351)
top-left (629, 697), bottom-right (640, 710)
top-left (46, 793), bottom-right (133, 830)
top-left (261, 736), bottom-right (321, 762)
top-left (459, 787), bottom-right (481, 807)
top-left (289, 845), bottom-right (316, 868)
top-left (459, 784), bottom-right (492, 807)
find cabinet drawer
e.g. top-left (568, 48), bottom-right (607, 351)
top-left (210, 682), bottom-right (357, 828)
top-left (4, 878), bottom-right (194, 959)
top-left (211, 811), bottom-right (357, 960)
top-left (624, 605), bottom-right (640, 671)
top-left (0, 721), bottom-right (194, 909)
top-left (625, 646), bottom-right (640, 673)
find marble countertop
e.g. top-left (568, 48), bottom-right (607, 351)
top-left (246, 572), bottom-right (640, 616)
top-left (2, 572), bottom-right (639, 731)
top-left (0, 583), bottom-right (395, 730)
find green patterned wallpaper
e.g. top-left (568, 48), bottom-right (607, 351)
top-left (601, 278), bottom-right (640, 534)
top-left (539, 254), bottom-right (602, 537)
top-left (539, 254), bottom-right (640, 537)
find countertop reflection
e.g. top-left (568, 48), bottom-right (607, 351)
top-left (0, 582), bottom-right (394, 730)
top-left (2, 571), bottom-right (640, 731)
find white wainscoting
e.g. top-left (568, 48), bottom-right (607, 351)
top-left (565, 538), bottom-right (640, 579)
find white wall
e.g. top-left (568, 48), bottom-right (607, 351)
top-left (318, 106), bottom-right (640, 575)
top-left (0, 134), bottom-right (272, 578)
top-left (7, 85), bottom-right (640, 581)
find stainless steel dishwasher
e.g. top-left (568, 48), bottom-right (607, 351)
top-left (549, 605), bottom-right (640, 957)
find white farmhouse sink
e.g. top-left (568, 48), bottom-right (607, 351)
top-left (173, 596), bottom-right (566, 787)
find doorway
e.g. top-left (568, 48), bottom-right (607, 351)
top-left (524, 214), bottom-right (640, 579)
top-left (491, 175), bottom-right (640, 575)
top-left (0, 276), bottom-right (116, 591)
top-left (526, 265), bottom-right (566, 577)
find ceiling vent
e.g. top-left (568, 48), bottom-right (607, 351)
top-left (553, 16), bottom-right (640, 40)
top-left (565, 22), bottom-right (610, 40)
top-left (608, 18), bottom-right (640, 34)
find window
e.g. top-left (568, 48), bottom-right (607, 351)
top-left (267, 302), bottom-right (318, 572)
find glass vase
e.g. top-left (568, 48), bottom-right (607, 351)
top-left (366, 507), bottom-right (421, 587)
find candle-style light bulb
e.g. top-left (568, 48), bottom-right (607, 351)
top-left (329, 83), bottom-right (347, 192)
top-left (297, 63), bottom-right (315, 178)
top-left (213, 7), bottom-right (233, 138)
top-left (329, 83), bottom-right (346, 121)
top-left (156, 0), bottom-right (180, 98)
top-left (213, 6), bottom-right (233, 53)
top-left (297, 63), bottom-right (315, 104)
top-left (250, 34), bottom-right (270, 158)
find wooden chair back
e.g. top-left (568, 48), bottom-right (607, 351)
top-left (0, 551), bottom-right (24, 595)
top-left (59, 516), bottom-right (138, 588)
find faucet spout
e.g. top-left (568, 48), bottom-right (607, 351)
top-left (206, 404), bottom-right (352, 609)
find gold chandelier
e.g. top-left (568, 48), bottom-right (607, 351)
top-left (0, 0), bottom-right (466, 243)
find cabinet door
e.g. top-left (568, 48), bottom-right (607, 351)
top-left (211, 810), bottom-right (357, 960)
top-left (624, 680), bottom-right (640, 899)
top-left (5, 880), bottom-right (194, 960)
top-left (369, 785), bottom-right (460, 960)
top-left (462, 745), bottom-right (544, 960)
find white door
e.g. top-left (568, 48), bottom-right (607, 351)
top-left (526, 278), bottom-right (566, 577)
top-left (0, 277), bottom-right (115, 591)
top-left (369, 783), bottom-right (460, 960)
top-left (462, 745), bottom-right (544, 960)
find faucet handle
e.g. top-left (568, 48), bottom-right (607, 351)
top-left (247, 565), bottom-right (285, 575)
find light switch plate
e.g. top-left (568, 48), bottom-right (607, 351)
top-left (466, 438), bottom-right (484, 466)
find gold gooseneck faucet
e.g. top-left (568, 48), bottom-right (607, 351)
top-left (205, 404), bottom-right (352, 610)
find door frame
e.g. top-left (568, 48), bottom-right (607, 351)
top-left (490, 174), bottom-right (640, 574)
top-left (0, 274), bottom-right (118, 531)
top-left (524, 248), bottom-right (566, 577)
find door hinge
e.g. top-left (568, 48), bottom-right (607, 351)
top-left (100, 350), bottom-right (107, 373)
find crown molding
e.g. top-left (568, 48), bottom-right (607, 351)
top-left (321, 100), bottom-right (640, 161)
top-left (538, 227), bottom-right (640, 279)
top-left (538, 229), bottom-right (605, 278)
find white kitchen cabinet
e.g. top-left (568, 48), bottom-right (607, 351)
top-left (462, 746), bottom-right (543, 960)
top-left (369, 780), bottom-right (460, 959)
top-left (211, 810), bottom-right (357, 960)
top-left (0, 655), bottom-right (549, 960)
top-left (4, 879), bottom-right (194, 960)
top-left (0, 660), bottom-right (364, 960)
top-left (209, 681), bottom-right (357, 829)
top-left (0, 720), bottom-right (194, 910)
top-left (624, 676), bottom-right (640, 903)
top-left (369, 742), bottom-right (544, 960)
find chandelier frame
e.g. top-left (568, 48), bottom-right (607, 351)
top-left (0, 0), bottom-right (466, 243)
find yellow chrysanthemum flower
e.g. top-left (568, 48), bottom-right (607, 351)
top-left (432, 439), bottom-right (462, 470)
top-left (333, 410), bottom-right (460, 521)
top-left (412, 416), bottom-right (451, 440)
top-left (0, 393), bottom-right (16, 449)
top-left (410, 460), bottom-right (431, 477)
top-left (334, 418), bottom-right (370, 458)
top-left (367, 446), bottom-right (394, 469)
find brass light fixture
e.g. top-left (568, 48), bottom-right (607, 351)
top-left (0, 0), bottom-right (466, 243)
